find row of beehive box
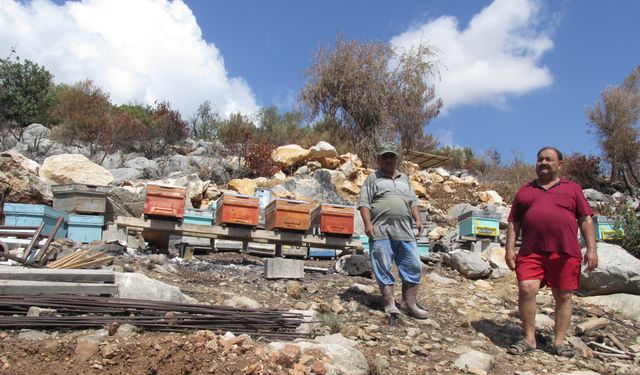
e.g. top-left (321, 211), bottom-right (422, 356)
top-left (3, 184), bottom-right (113, 244)
top-left (456, 210), bottom-right (623, 241)
top-left (195, 194), bottom-right (354, 236)
top-left (142, 183), bottom-right (355, 235)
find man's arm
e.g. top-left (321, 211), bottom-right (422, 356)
top-left (359, 207), bottom-right (376, 238)
top-left (579, 215), bottom-right (598, 271)
top-left (411, 206), bottom-right (424, 237)
top-left (505, 221), bottom-right (520, 271)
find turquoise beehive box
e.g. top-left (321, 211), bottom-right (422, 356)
top-left (3, 203), bottom-right (68, 239)
top-left (67, 214), bottom-right (104, 243)
top-left (458, 211), bottom-right (500, 238)
top-left (183, 208), bottom-right (214, 226)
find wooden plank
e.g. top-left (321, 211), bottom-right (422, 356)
top-left (35, 216), bottom-right (64, 263)
top-left (576, 317), bottom-right (610, 335)
top-left (22, 223), bottom-right (45, 261)
top-left (64, 256), bottom-right (114, 269)
top-left (46, 250), bottom-right (90, 269)
top-left (54, 252), bottom-right (102, 269)
top-left (0, 268), bottom-right (115, 283)
top-left (116, 216), bottom-right (363, 251)
top-left (0, 280), bottom-right (117, 295)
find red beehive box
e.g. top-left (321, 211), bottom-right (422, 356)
top-left (215, 194), bottom-right (259, 227)
top-left (311, 203), bottom-right (355, 235)
top-left (264, 199), bottom-right (311, 231)
top-left (144, 184), bottom-right (186, 219)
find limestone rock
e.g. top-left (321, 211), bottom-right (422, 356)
top-left (315, 157), bottom-right (341, 170)
top-left (453, 349), bottom-right (495, 374)
top-left (477, 190), bottom-right (503, 205)
top-left (223, 296), bottom-right (261, 309)
top-left (339, 153), bottom-right (363, 168)
top-left (428, 226), bottom-right (448, 241)
top-left (340, 180), bottom-right (361, 195)
top-left (434, 167), bottom-right (450, 178)
top-left (445, 250), bottom-right (492, 280)
top-left (105, 186), bottom-right (145, 222)
top-left (228, 178), bottom-right (257, 196)
top-left (581, 294), bottom-right (640, 322)
top-left (272, 145), bottom-right (309, 168)
top-left (0, 150), bottom-right (52, 204)
top-left (281, 169), bottom-right (350, 205)
top-left (115, 272), bottom-right (197, 304)
top-left (580, 242), bottom-right (640, 296)
top-left (308, 141), bottom-right (337, 160)
top-left (335, 255), bottom-right (371, 276)
top-left (267, 334), bottom-right (368, 375)
top-left (411, 180), bottom-right (427, 198)
top-left (40, 154), bottom-right (113, 185)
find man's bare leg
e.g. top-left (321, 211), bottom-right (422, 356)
top-left (552, 288), bottom-right (573, 348)
top-left (518, 280), bottom-right (541, 348)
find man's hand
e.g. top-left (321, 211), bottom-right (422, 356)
top-left (415, 221), bottom-right (424, 237)
top-left (583, 249), bottom-right (598, 272)
top-left (365, 224), bottom-right (376, 239)
top-left (505, 249), bottom-right (516, 271)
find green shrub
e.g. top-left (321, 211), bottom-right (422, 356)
top-left (612, 202), bottom-right (640, 258)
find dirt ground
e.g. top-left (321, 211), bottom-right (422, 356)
top-left (1, 252), bottom-right (639, 375)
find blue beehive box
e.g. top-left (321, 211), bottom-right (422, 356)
top-left (593, 215), bottom-right (624, 240)
top-left (417, 241), bottom-right (430, 258)
top-left (183, 208), bottom-right (214, 226)
top-left (309, 248), bottom-right (337, 259)
top-left (3, 203), bottom-right (68, 239)
top-left (68, 214), bottom-right (104, 243)
top-left (458, 211), bottom-right (500, 238)
top-left (358, 234), bottom-right (370, 253)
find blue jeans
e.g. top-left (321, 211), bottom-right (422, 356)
top-left (370, 239), bottom-right (422, 285)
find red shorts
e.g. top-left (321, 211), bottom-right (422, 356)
top-left (516, 251), bottom-right (582, 291)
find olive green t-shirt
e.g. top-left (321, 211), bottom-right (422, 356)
top-left (357, 170), bottom-right (419, 241)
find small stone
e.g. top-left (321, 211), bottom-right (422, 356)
top-left (411, 346), bottom-right (430, 357)
top-left (389, 344), bottom-right (409, 355)
top-left (330, 299), bottom-right (344, 314)
top-left (26, 306), bottom-right (57, 317)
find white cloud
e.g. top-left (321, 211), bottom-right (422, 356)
top-left (436, 129), bottom-right (456, 148)
top-left (391, 0), bottom-right (553, 112)
top-left (0, 0), bottom-right (259, 117)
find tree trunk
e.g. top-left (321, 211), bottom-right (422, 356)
top-left (621, 168), bottom-right (637, 196)
top-left (627, 159), bottom-right (640, 188)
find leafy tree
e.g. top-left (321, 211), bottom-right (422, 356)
top-left (300, 34), bottom-right (442, 165)
top-left (561, 152), bottom-right (602, 189)
top-left (50, 79), bottom-right (111, 157)
top-left (0, 51), bottom-right (54, 141)
top-left (587, 65), bottom-right (640, 195)
top-left (189, 100), bottom-right (221, 140)
top-left (137, 101), bottom-right (188, 158)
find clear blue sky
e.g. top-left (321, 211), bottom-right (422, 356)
top-left (2, 0), bottom-right (639, 164)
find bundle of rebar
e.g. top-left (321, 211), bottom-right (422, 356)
top-left (0, 294), bottom-right (311, 339)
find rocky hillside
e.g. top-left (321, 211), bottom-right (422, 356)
top-left (1, 124), bottom-right (640, 374)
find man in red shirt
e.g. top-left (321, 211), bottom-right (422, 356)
top-left (505, 147), bottom-right (598, 357)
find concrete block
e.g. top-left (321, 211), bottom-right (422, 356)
top-left (102, 224), bottom-right (128, 243)
top-left (265, 258), bottom-right (304, 279)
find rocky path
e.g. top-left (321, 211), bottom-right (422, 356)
top-left (1, 253), bottom-right (638, 374)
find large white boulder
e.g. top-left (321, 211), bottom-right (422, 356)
top-left (272, 144), bottom-right (309, 168)
top-left (0, 150), bottom-right (52, 204)
top-left (307, 141), bottom-right (337, 160)
top-left (580, 242), bottom-right (640, 296)
top-left (40, 154), bottom-right (113, 185)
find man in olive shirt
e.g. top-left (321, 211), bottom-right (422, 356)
top-left (358, 142), bottom-right (427, 319)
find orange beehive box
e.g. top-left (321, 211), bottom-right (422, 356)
top-left (310, 203), bottom-right (355, 235)
top-left (264, 199), bottom-right (312, 231)
top-left (215, 194), bottom-right (259, 227)
top-left (144, 184), bottom-right (186, 219)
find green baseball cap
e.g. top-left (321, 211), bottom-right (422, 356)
top-left (377, 142), bottom-right (398, 156)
